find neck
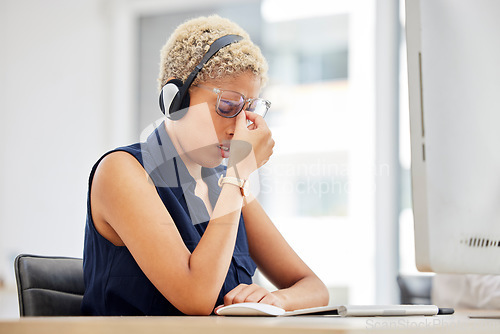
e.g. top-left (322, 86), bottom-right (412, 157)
top-left (164, 121), bottom-right (203, 181)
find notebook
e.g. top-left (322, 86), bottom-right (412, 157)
top-left (215, 303), bottom-right (442, 317)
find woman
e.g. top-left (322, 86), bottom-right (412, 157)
top-left (82, 15), bottom-right (329, 316)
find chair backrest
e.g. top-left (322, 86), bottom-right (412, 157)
top-left (14, 254), bottom-right (85, 316)
top-left (397, 274), bottom-right (433, 305)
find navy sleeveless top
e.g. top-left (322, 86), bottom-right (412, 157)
top-left (81, 122), bottom-right (257, 316)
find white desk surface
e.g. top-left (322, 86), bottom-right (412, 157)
top-left (1, 310), bottom-right (499, 334)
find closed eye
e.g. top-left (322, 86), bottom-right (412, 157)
top-left (218, 99), bottom-right (242, 114)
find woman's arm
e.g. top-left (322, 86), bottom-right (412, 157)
top-left (91, 151), bottom-right (244, 315)
top-left (235, 195), bottom-right (330, 311)
top-left (91, 111), bottom-right (273, 316)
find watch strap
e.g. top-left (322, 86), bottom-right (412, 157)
top-left (218, 175), bottom-right (249, 197)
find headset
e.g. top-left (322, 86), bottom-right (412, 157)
top-left (159, 34), bottom-right (243, 121)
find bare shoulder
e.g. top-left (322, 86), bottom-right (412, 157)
top-left (90, 150), bottom-right (154, 246)
top-left (91, 150), bottom-right (152, 211)
top-left (94, 150), bottom-right (148, 185)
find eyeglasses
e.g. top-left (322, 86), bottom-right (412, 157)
top-left (194, 84), bottom-right (271, 119)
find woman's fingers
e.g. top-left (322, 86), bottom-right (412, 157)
top-left (244, 110), bottom-right (265, 128)
top-left (234, 108), bottom-right (249, 131)
top-left (229, 110), bottom-right (274, 178)
top-left (223, 284), bottom-right (256, 305)
top-left (223, 283), bottom-right (283, 307)
top-left (259, 293), bottom-right (283, 308)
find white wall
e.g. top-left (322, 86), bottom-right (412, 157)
top-left (0, 0), bottom-right (112, 285)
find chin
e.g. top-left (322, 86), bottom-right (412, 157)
top-left (198, 155), bottom-right (224, 169)
top-left (203, 158), bottom-right (224, 169)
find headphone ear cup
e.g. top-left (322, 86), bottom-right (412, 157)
top-left (178, 89), bottom-right (190, 113)
top-left (159, 79), bottom-right (184, 119)
top-left (169, 85), bottom-right (190, 121)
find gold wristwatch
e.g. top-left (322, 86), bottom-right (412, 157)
top-left (218, 175), bottom-right (250, 197)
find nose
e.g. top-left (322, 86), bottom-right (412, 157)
top-left (225, 118), bottom-right (236, 139)
top-left (227, 126), bottom-right (235, 138)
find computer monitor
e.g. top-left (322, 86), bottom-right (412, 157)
top-left (405, 0), bottom-right (500, 274)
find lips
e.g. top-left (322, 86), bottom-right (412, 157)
top-left (218, 143), bottom-right (230, 159)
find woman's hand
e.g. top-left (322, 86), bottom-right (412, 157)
top-left (217, 283), bottom-right (284, 310)
top-left (227, 110), bottom-right (274, 179)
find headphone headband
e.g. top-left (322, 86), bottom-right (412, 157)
top-left (182, 34), bottom-right (243, 91)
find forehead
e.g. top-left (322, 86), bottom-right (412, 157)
top-left (208, 72), bottom-right (261, 97)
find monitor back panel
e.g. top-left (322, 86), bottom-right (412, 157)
top-left (406, 0), bottom-right (500, 274)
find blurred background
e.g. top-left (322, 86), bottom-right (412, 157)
top-left (0, 0), bottom-right (419, 317)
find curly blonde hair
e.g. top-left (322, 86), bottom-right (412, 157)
top-left (157, 15), bottom-right (268, 91)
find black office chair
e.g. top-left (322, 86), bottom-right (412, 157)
top-left (397, 274), bottom-right (433, 305)
top-left (14, 254), bottom-right (85, 316)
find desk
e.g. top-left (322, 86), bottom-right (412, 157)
top-left (1, 310), bottom-right (499, 334)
